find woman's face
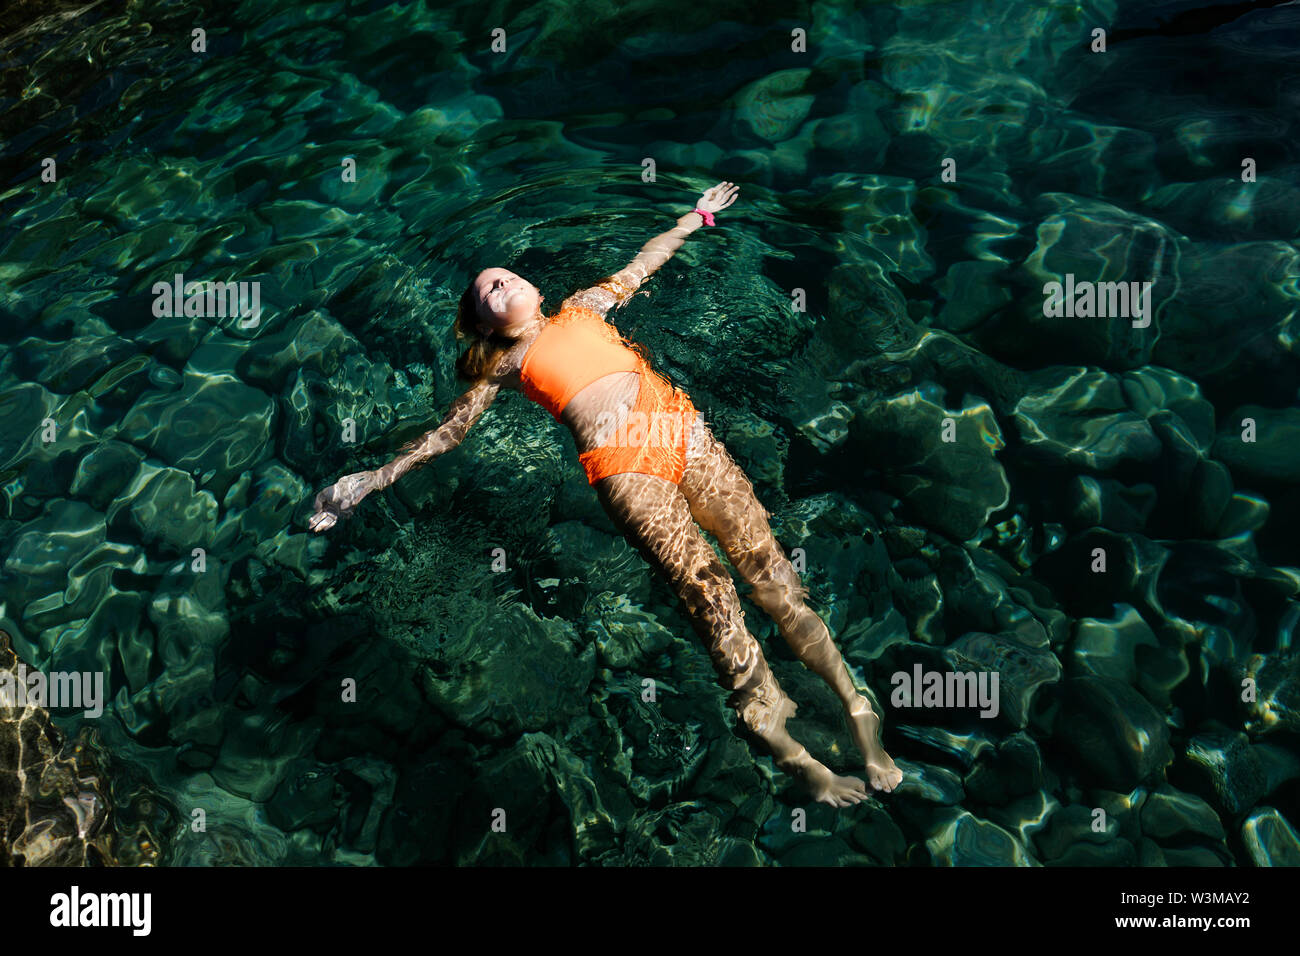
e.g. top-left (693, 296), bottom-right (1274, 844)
top-left (473, 268), bottom-right (543, 335)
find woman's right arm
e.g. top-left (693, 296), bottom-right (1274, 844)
top-left (309, 380), bottom-right (499, 532)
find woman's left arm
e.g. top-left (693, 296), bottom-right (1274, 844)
top-left (570, 181), bottom-right (740, 313)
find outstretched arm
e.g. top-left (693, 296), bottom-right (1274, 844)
top-left (566, 181), bottom-right (741, 314)
top-left (308, 380), bottom-right (499, 532)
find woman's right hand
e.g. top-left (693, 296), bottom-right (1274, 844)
top-left (309, 470), bottom-right (378, 532)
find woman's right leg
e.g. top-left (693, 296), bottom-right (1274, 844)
top-left (679, 418), bottom-right (903, 793)
top-left (594, 471), bottom-right (869, 807)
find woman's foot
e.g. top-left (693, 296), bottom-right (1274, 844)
top-left (846, 695), bottom-right (903, 792)
top-left (756, 696), bottom-right (870, 808)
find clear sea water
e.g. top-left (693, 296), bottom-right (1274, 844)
top-left (1, 0), bottom-right (1299, 865)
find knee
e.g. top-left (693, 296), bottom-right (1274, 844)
top-left (731, 672), bottom-right (790, 738)
top-left (744, 550), bottom-right (809, 611)
top-left (673, 558), bottom-right (740, 625)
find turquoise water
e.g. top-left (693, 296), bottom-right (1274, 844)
top-left (1, 0), bottom-right (1299, 865)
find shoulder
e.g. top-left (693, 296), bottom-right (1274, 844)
top-left (560, 280), bottom-right (624, 317)
top-left (483, 336), bottom-right (530, 388)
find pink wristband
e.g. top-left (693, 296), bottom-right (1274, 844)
top-left (692, 207), bottom-right (715, 226)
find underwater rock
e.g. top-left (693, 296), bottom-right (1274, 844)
top-left (21, 333), bottom-right (137, 394)
top-left (1161, 845), bottom-right (1230, 866)
top-left (1069, 603), bottom-right (1159, 687)
top-left (132, 309), bottom-right (215, 367)
top-left (889, 566), bottom-right (945, 646)
top-left (841, 605), bottom-right (911, 666)
top-left (767, 494), bottom-right (900, 661)
top-left (844, 803), bottom-right (909, 866)
top-left (68, 440), bottom-right (147, 512)
top-left (434, 406), bottom-right (566, 543)
top-left (933, 541), bottom-right (1067, 649)
top-left (0, 629), bottom-right (122, 865)
top-left (720, 410), bottom-right (786, 490)
top-left (259, 200), bottom-right (362, 244)
top-left (542, 521), bottom-right (658, 617)
top-left (777, 834), bottom-right (870, 867)
top-left (1065, 475), bottom-right (1157, 532)
top-left (893, 723), bottom-right (999, 773)
top-left (1144, 415), bottom-right (1234, 538)
top-left (1153, 242), bottom-right (1300, 400)
top-left (992, 196), bottom-right (1180, 369)
top-left (1122, 366), bottom-right (1216, 446)
top-left (237, 310), bottom-right (359, 392)
top-left (730, 69), bottom-right (814, 145)
top-left (377, 753), bottom-right (469, 866)
top-left (1145, 176), bottom-right (1300, 242)
top-left (105, 462), bottom-right (219, 556)
top-left (1089, 787), bottom-right (1149, 845)
top-left (889, 324), bottom-right (1031, 418)
top-left (419, 601), bottom-right (594, 740)
top-left (981, 790), bottom-right (1058, 848)
top-left (1241, 807), bottom-right (1300, 866)
top-left (826, 260), bottom-right (923, 355)
top-left (117, 370), bottom-right (275, 499)
top-left (266, 757), bottom-right (345, 834)
top-left (1049, 838), bottom-right (1138, 866)
top-left (943, 632), bottom-right (1061, 729)
top-left (1029, 801), bottom-right (1123, 858)
top-left (644, 139), bottom-right (726, 173)
top-left (1213, 492), bottom-right (1270, 539)
top-left (1, 498), bottom-right (107, 601)
top-left (1057, 677), bottom-right (1173, 791)
top-left (1213, 404), bottom-right (1300, 485)
top-left (582, 590), bottom-right (675, 671)
top-left (809, 85), bottom-right (888, 169)
top-left (936, 260), bottom-right (1013, 333)
top-left (1238, 654), bottom-right (1300, 736)
top-left (1184, 730), bottom-right (1300, 816)
top-left (620, 801), bottom-right (728, 866)
top-left (0, 381), bottom-right (59, 475)
top-left (1011, 367), bottom-right (1162, 472)
top-left (926, 808), bottom-right (1037, 866)
top-left (1139, 785), bottom-right (1225, 843)
top-left (795, 400), bottom-right (854, 454)
top-left (523, 732), bottom-right (623, 864)
top-left (228, 460), bottom-right (307, 546)
top-left (892, 757), bottom-right (965, 805)
top-left (851, 390), bottom-right (1009, 540)
top-left (453, 733), bottom-right (566, 866)
top-left (1032, 528), bottom-right (1168, 619)
top-left (965, 732), bottom-right (1051, 805)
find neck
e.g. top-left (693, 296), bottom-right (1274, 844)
top-left (491, 310), bottom-right (546, 343)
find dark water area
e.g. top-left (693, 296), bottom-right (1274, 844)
top-left (1, 0), bottom-right (1299, 866)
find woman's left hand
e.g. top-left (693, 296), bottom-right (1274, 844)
top-left (696, 181), bottom-right (740, 214)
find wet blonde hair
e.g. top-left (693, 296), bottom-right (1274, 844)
top-left (453, 280), bottom-right (519, 383)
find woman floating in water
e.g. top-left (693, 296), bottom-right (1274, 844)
top-left (309, 182), bottom-right (902, 806)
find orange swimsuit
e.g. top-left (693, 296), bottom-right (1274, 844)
top-left (520, 304), bottom-right (697, 485)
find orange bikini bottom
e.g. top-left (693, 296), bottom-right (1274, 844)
top-left (578, 362), bottom-right (697, 486)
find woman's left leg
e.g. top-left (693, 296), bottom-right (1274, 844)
top-left (679, 418), bottom-right (903, 792)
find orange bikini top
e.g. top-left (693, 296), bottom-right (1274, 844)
top-left (520, 304), bottom-right (642, 420)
